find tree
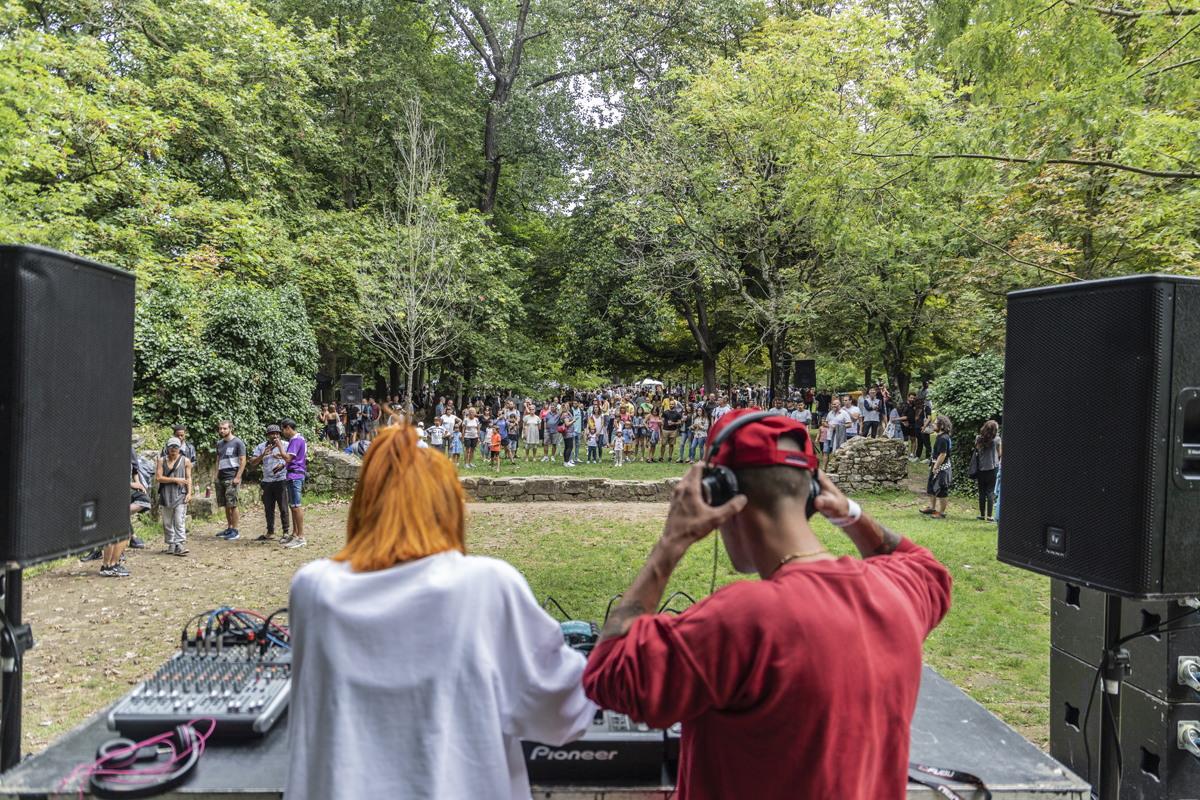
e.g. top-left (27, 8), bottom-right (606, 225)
top-left (357, 99), bottom-right (482, 413)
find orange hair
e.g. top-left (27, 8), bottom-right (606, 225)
top-left (334, 425), bottom-right (466, 572)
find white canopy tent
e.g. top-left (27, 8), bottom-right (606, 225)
top-left (638, 378), bottom-right (664, 387)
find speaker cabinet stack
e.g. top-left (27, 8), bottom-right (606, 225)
top-left (793, 359), bottom-right (816, 389)
top-left (1002, 275), bottom-right (1200, 799)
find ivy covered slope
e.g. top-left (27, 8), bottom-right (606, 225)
top-left (134, 277), bottom-right (318, 444)
top-left (928, 354), bottom-right (1005, 495)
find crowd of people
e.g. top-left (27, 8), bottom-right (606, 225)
top-left (312, 380), bottom-right (945, 472)
top-left (94, 375), bottom-right (1002, 577)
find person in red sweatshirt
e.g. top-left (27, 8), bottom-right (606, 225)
top-left (582, 410), bottom-right (953, 800)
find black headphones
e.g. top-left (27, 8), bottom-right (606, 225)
top-left (90, 724), bottom-right (202, 799)
top-left (702, 410), bottom-right (821, 518)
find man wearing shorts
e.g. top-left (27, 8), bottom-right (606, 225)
top-left (543, 402), bottom-right (562, 462)
top-left (215, 420), bottom-right (246, 541)
top-left (280, 419), bottom-right (307, 549)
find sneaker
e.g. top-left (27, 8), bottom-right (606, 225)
top-left (541, 457), bottom-right (549, 462)
top-left (99, 565), bottom-right (128, 578)
top-left (174, 544), bottom-right (189, 555)
top-left (280, 535), bottom-right (294, 545)
top-left (285, 538), bottom-right (307, 549)
top-left (919, 506), bottom-right (935, 515)
top-left (217, 527), bottom-right (232, 537)
top-left (255, 534), bottom-right (277, 541)
top-left (79, 548), bottom-right (103, 563)
top-left (931, 512), bottom-right (947, 519)
top-left (224, 530), bottom-right (240, 541)
top-left (127, 536), bottom-right (146, 549)
top-left (111, 564), bottom-right (131, 577)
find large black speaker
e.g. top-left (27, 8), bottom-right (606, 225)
top-left (999, 275), bottom-right (1200, 598)
top-left (794, 359), bottom-right (816, 389)
top-left (0, 246), bottom-right (135, 566)
top-left (341, 374), bottom-right (362, 404)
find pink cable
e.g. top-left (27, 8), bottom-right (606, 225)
top-left (56, 718), bottom-right (215, 800)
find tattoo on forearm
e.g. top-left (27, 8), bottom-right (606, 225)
top-left (598, 600), bottom-right (648, 642)
top-left (873, 524), bottom-right (903, 555)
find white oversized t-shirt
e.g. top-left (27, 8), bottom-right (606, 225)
top-left (286, 552), bottom-right (596, 800)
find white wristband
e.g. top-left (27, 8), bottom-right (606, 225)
top-left (826, 498), bottom-right (862, 528)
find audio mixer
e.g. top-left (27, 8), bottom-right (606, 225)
top-left (107, 645), bottom-right (291, 740)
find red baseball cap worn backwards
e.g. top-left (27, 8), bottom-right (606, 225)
top-left (707, 409), bottom-right (819, 471)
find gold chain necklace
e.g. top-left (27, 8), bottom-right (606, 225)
top-left (778, 548), bottom-right (829, 568)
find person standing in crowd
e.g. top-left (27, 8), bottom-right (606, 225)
top-left (915, 394), bottom-right (934, 463)
top-left (843, 395), bottom-right (860, 441)
top-left (585, 424), bottom-right (600, 464)
top-left (449, 421), bottom-right (463, 465)
top-left (920, 415), bottom-right (953, 519)
top-left (215, 420), bottom-right (246, 541)
top-left (280, 419), bottom-right (308, 549)
top-left (973, 421), bottom-right (1002, 522)
top-left (571, 401), bottom-right (584, 465)
top-left (712, 394), bottom-right (732, 423)
top-left (507, 413), bottom-right (521, 465)
top-left (688, 405), bottom-right (710, 463)
top-left (647, 406), bottom-right (663, 462)
top-left (862, 388), bottom-right (881, 438)
top-left (321, 405), bottom-right (340, 444)
top-left (789, 399), bottom-right (813, 432)
top-left (542, 403), bottom-right (562, 463)
top-left (631, 406), bottom-right (647, 462)
top-left (489, 424), bottom-right (503, 472)
top-left (675, 402), bottom-right (690, 463)
top-left (523, 405), bottom-right (541, 463)
top-left (155, 437), bottom-right (191, 556)
top-left (821, 397), bottom-right (849, 471)
top-left (815, 388), bottom-right (832, 422)
top-left (906, 393), bottom-right (926, 462)
top-left (560, 403), bottom-right (576, 467)
top-left (613, 417), bottom-right (627, 467)
top-left (428, 418), bottom-right (445, 454)
top-left (462, 408), bottom-right (481, 468)
top-left (344, 400), bottom-right (359, 445)
top-left (250, 424), bottom-right (290, 542)
top-left (160, 424), bottom-right (197, 466)
top-left (101, 447), bottom-right (149, 576)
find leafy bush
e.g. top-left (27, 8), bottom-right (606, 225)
top-left (927, 353), bottom-right (1004, 495)
top-left (133, 276), bottom-right (318, 449)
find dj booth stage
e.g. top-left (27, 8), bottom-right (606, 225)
top-left (0, 666), bottom-right (1086, 799)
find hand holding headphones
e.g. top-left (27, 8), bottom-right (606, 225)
top-left (662, 464), bottom-right (748, 552)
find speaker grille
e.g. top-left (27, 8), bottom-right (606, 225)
top-left (0, 246), bottom-right (135, 566)
top-left (998, 280), bottom-right (1170, 596)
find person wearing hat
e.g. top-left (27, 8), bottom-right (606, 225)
top-left (155, 437), bottom-right (192, 555)
top-left (583, 409), bottom-right (952, 800)
top-left (250, 425), bottom-right (290, 542)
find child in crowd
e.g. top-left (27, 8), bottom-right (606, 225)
top-left (613, 420), bottom-right (625, 467)
top-left (586, 424), bottom-right (599, 464)
top-left (428, 421), bottom-right (444, 454)
top-left (450, 422), bottom-right (463, 465)
top-left (489, 425), bottom-right (503, 471)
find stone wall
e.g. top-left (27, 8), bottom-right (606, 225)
top-left (306, 445), bottom-right (362, 495)
top-left (824, 435), bottom-right (909, 493)
top-left (461, 476), bottom-right (681, 502)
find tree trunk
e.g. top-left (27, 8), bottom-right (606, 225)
top-left (479, 82), bottom-right (510, 216)
top-left (389, 361), bottom-right (399, 399)
top-left (702, 354), bottom-right (717, 397)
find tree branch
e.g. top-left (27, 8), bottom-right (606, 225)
top-left (446, 7), bottom-right (497, 77)
top-left (1063, 0), bottom-right (1198, 16)
top-left (529, 61), bottom-right (620, 89)
top-left (117, 9), bottom-right (172, 51)
top-left (950, 221), bottom-right (1082, 282)
top-left (850, 151), bottom-right (1200, 179)
top-left (1145, 55), bottom-right (1200, 75)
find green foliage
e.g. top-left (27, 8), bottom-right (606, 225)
top-left (928, 353), bottom-right (1004, 494)
top-left (133, 276), bottom-right (318, 445)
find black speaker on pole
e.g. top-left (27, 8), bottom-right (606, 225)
top-left (341, 374), bottom-right (363, 404)
top-left (998, 275), bottom-right (1200, 599)
top-left (794, 359), bottom-right (816, 389)
top-left (0, 245), bottom-right (135, 567)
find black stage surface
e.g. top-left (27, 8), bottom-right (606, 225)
top-left (0, 665), bottom-right (1088, 799)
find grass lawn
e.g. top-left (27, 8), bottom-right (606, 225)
top-left (453, 453), bottom-right (696, 481)
top-left (471, 490), bottom-right (1052, 747)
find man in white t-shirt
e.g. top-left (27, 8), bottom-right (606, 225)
top-left (789, 401), bottom-right (812, 429)
top-left (861, 387), bottom-right (882, 438)
top-left (428, 421), bottom-right (445, 453)
top-left (712, 395), bottom-right (733, 422)
top-left (843, 395), bottom-right (861, 440)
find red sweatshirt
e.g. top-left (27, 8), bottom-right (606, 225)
top-left (582, 538), bottom-right (952, 800)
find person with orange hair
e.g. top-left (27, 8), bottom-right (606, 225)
top-left (285, 425), bottom-right (596, 800)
